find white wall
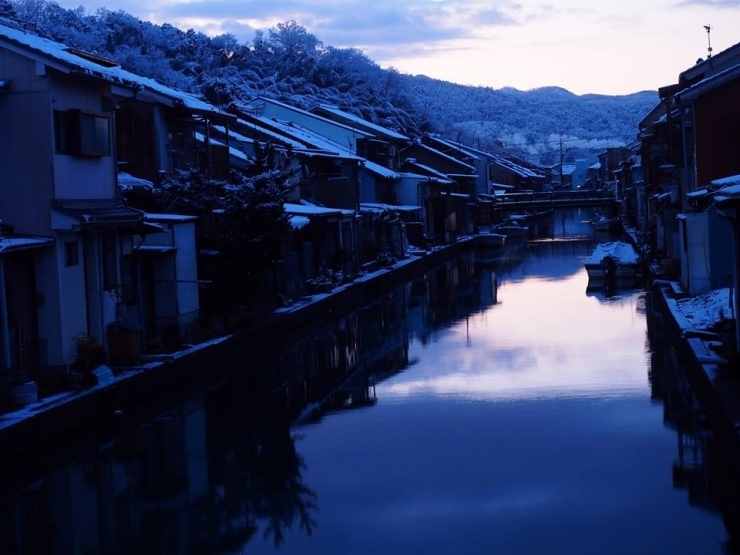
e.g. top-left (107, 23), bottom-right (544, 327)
top-left (174, 223), bottom-right (199, 325)
top-left (49, 75), bottom-right (117, 200)
top-left (0, 50), bottom-right (54, 236)
top-left (680, 213), bottom-right (713, 296)
top-left (59, 233), bottom-right (91, 360)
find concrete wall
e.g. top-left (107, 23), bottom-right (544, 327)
top-left (0, 50), bottom-right (54, 236)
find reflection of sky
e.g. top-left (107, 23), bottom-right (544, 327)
top-left (386, 264), bottom-right (648, 403)
top-left (244, 248), bottom-right (725, 555)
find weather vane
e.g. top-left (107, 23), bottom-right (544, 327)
top-left (704, 24), bottom-right (713, 59)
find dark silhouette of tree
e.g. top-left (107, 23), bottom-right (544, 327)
top-left (0, 0), bottom-right (16, 19)
top-left (199, 380), bottom-right (318, 550)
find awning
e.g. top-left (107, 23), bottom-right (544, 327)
top-left (686, 187), bottom-right (709, 199)
top-left (51, 199), bottom-right (155, 232)
top-left (447, 192), bottom-right (470, 199)
top-left (0, 236), bottom-right (54, 256)
top-left (134, 245), bottom-right (177, 254)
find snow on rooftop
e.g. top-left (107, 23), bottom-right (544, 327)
top-left (117, 171), bottom-right (153, 191)
top-left (411, 142), bottom-right (477, 172)
top-left (242, 114), bottom-right (400, 179)
top-left (145, 213), bottom-right (197, 222)
top-left (0, 23), bottom-right (228, 118)
top-left (284, 202), bottom-right (352, 217)
top-left (194, 132), bottom-right (251, 162)
top-left (290, 215), bottom-right (310, 229)
top-left (314, 104), bottom-right (408, 141)
top-left (675, 287), bottom-right (732, 330)
top-left (254, 97), bottom-right (376, 138)
top-left (711, 174), bottom-right (740, 187)
top-left (0, 235), bottom-right (54, 254)
top-left (584, 241), bottom-right (640, 266)
top-left (715, 184), bottom-right (740, 203)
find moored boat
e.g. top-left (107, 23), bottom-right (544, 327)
top-left (589, 215), bottom-right (620, 232)
top-left (474, 230), bottom-right (506, 248)
top-left (493, 220), bottom-right (530, 238)
top-left (583, 241), bottom-right (641, 281)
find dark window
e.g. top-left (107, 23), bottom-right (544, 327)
top-left (54, 110), bottom-right (111, 157)
top-left (119, 255), bottom-right (138, 306)
top-left (64, 241), bottom-right (79, 267)
top-left (101, 233), bottom-right (117, 290)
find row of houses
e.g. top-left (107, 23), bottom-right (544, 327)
top-left (612, 40), bottom-right (740, 353)
top-left (0, 21), bottom-right (556, 409)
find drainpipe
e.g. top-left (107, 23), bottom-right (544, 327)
top-left (0, 259), bottom-right (11, 374)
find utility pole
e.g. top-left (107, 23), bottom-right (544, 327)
top-left (559, 138), bottom-right (563, 188)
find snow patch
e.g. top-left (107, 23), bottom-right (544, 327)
top-left (675, 287), bottom-right (733, 330)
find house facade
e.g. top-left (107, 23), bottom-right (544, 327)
top-left (0, 24), bottom-right (149, 399)
top-left (639, 42), bottom-right (740, 278)
top-left (113, 83), bottom-right (236, 183)
top-left (0, 23), bottom-right (212, 405)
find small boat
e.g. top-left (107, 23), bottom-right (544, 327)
top-left (475, 228), bottom-right (506, 248)
top-left (589, 215), bottom-right (620, 232)
top-left (493, 220), bottom-right (530, 238)
top-left (584, 241), bottom-right (641, 281)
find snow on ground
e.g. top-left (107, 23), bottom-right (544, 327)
top-left (675, 287), bottom-right (733, 330)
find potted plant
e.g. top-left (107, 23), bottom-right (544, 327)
top-left (71, 333), bottom-right (107, 373)
top-left (107, 285), bottom-right (143, 367)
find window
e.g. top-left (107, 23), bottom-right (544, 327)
top-left (64, 241), bottom-right (79, 267)
top-left (54, 109), bottom-right (111, 157)
top-left (101, 232), bottom-right (117, 290)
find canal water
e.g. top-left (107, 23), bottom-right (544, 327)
top-left (0, 216), bottom-right (732, 553)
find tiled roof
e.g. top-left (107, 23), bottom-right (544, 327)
top-left (51, 199), bottom-right (144, 224)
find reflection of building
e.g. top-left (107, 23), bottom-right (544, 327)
top-left (648, 299), bottom-right (740, 552)
top-left (0, 401), bottom-right (210, 552)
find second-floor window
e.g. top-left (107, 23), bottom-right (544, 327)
top-left (54, 109), bottom-right (111, 157)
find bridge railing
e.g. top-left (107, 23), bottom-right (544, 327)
top-left (493, 189), bottom-right (616, 204)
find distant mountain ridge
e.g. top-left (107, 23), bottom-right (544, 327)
top-left (1, 2), bottom-right (659, 165)
top-left (401, 75), bottom-right (659, 163)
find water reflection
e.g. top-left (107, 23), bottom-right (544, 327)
top-left (0, 252), bottom-right (498, 554)
top-left (647, 292), bottom-right (740, 553)
top-left (0, 238), bottom-right (735, 553)
top-left (0, 383), bottom-right (317, 554)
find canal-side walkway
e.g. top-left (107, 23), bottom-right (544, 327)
top-left (0, 239), bottom-right (471, 467)
top-left (651, 280), bottom-right (740, 465)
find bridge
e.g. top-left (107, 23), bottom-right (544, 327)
top-left (489, 190), bottom-right (620, 213)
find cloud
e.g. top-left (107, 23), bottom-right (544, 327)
top-left (674, 0), bottom-right (740, 6)
top-left (69, 0), bottom-right (521, 56)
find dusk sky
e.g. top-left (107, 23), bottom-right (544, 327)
top-left (52, 0), bottom-right (740, 96)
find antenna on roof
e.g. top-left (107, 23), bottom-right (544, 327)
top-left (704, 25), bottom-right (713, 59)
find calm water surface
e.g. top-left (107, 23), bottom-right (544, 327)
top-left (246, 242), bottom-right (726, 554)
top-left (0, 236), bottom-right (730, 554)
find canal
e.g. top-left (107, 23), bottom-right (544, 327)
top-left (0, 220), bottom-right (733, 553)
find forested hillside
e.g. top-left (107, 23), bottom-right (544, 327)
top-left (2, 0), bottom-right (658, 163)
